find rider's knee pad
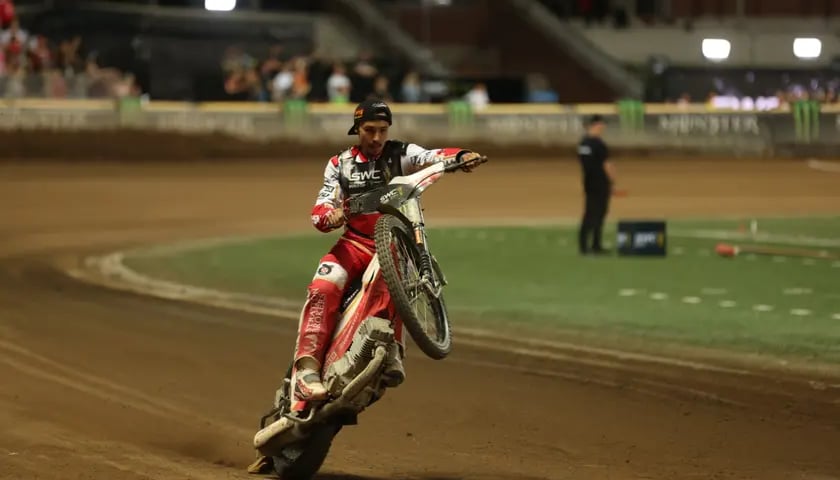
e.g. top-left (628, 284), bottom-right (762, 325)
top-left (311, 261), bottom-right (348, 290)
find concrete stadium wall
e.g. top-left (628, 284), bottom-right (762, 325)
top-left (1, 100), bottom-right (836, 161)
top-left (0, 130), bottom-right (712, 162)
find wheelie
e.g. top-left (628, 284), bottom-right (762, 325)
top-left (248, 99), bottom-right (486, 479)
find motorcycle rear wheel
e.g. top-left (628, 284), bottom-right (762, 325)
top-left (271, 423), bottom-right (340, 480)
top-left (374, 214), bottom-right (452, 360)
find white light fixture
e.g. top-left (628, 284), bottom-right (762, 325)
top-left (205, 0), bottom-right (236, 12)
top-left (702, 38), bottom-right (731, 61)
top-left (793, 37), bottom-right (821, 59)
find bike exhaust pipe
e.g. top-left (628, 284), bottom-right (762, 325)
top-left (253, 346), bottom-right (388, 454)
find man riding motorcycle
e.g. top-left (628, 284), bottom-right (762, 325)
top-left (291, 98), bottom-right (483, 404)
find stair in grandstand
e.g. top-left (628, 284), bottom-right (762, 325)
top-left (379, 0), bottom-right (631, 102)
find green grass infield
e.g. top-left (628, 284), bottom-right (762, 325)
top-left (124, 216), bottom-right (840, 363)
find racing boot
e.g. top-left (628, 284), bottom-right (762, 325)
top-left (292, 278), bottom-right (344, 402)
top-left (292, 359), bottom-right (328, 402)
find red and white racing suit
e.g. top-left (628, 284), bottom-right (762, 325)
top-left (293, 140), bottom-right (468, 378)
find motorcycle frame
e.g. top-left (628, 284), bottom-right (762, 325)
top-left (292, 162), bottom-right (446, 413)
top-left (253, 158), bottom-right (483, 459)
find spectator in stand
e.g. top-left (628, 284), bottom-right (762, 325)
top-left (221, 45), bottom-right (253, 76)
top-left (27, 34), bottom-right (52, 73)
top-left (526, 73), bottom-right (558, 103)
top-left (57, 35), bottom-right (84, 74)
top-left (289, 55), bottom-right (311, 100)
top-left (0, 0), bottom-right (14, 29)
top-left (1, 17), bottom-right (26, 95)
top-left (353, 49), bottom-right (378, 101)
top-left (44, 68), bottom-right (67, 98)
top-left (465, 82), bottom-right (490, 110)
top-left (1, 17), bottom-right (27, 63)
top-left (112, 72), bottom-right (140, 99)
top-left (368, 74), bottom-right (392, 102)
top-left (353, 49), bottom-right (378, 78)
top-left (400, 70), bottom-right (424, 103)
top-left (3, 57), bottom-right (23, 97)
top-left (260, 44), bottom-right (285, 82)
top-left (303, 52), bottom-right (331, 102)
top-left (271, 62), bottom-right (294, 101)
top-left (326, 62), bottom-right (351, 103)
top-left (224, 62), bottom-right (268, 101)
top-left (2, 33), bottom-right (21, 71)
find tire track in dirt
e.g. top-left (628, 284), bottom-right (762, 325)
top-left (0, 338), bottom-right (252, 440)
top-left (0, 414), bottom-right (246, 480)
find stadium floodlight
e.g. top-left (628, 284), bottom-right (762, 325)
top-left (205, 0), bottom-right (236, 11)
top-left (702, 38), bottom-right (731, 61)
top-left (793, 37), bottom-right (821, 59)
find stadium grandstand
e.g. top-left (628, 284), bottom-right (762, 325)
top-left (2, 0), bottom-right (839, 112)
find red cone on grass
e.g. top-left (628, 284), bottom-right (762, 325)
top-left (715, 243), bottom-right (738, 258)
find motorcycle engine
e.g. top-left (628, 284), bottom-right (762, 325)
top-left (323, 316), bottom-right (395, 398)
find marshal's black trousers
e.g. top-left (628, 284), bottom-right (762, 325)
top-left (578, 187), bottom-right (611, 254)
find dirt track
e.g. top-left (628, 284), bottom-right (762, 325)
top-left (2, 157), bottom-right (840, 480)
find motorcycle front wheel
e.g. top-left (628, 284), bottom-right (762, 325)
top-left (374, 214), bottom-right (452, 360)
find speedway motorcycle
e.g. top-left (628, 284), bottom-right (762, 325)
top-left (248, 154), bottom-right (488, 479)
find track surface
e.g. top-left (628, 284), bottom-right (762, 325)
top-left (2, 158), bottom-right (840, 480)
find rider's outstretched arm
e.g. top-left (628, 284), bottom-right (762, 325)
top-left (400, 144), bottom-right (471, 174)
top-left (310, 156), bottom-right (345, 232)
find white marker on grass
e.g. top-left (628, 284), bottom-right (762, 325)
top-left (833, 313), bottom-right (840, 320)
top-left (682, 296), bottom-right (701, 304)
top-left (753, 304), bottom-right (774, 312)
top-left (619, 289), bottom-right (638, 297)
top-left (783, 287), bottom-right (813, 295)
top-left (790, 308), bottom-right (812, 316)
top-left (719, 300), bottom-right (737, 308)
top-left (650, 292), bottom-right (668, 300)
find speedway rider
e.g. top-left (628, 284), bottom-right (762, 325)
top-left (291, 98), bottom-right (483, 404)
